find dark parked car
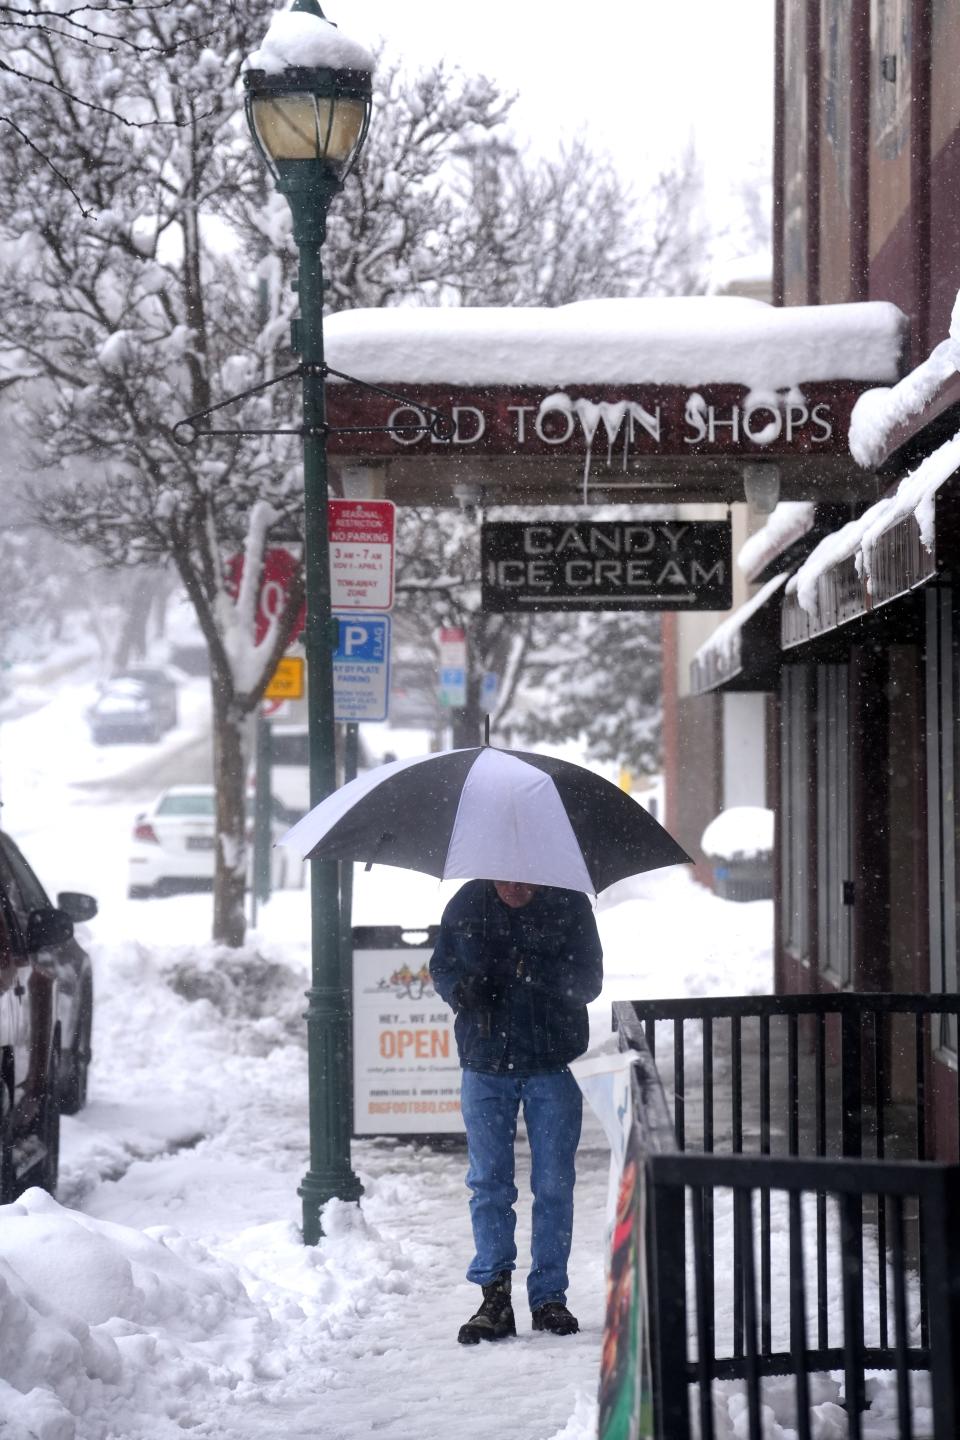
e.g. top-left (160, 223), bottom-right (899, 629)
top-left (87, 678), bottom-right (166, 745)
top-left (0, 831), bottom-right (97, 1202)
top-left (113, 665), bottom-right (179, 731)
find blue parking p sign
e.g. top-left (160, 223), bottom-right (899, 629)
top-left (333, 613), bottom-right (391, 722)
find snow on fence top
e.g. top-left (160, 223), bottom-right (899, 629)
top-left (246, 8), bottom-right (375, 75)
top-left (323, 297), bottom-right (907, 390)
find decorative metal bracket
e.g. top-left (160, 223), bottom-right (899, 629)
top-left (172, 361), bottom-right (451, 446)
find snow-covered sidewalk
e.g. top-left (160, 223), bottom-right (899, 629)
top-left (0, 871), bottom-right (772, 1440)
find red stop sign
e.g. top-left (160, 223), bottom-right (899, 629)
top-left (226, 547), bottom-right (305, 647)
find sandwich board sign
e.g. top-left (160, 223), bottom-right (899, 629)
top-left (352, 927), bottom-right (464, 1137)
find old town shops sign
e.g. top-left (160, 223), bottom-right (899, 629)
top-left (325, 384), bottom-right (855, 465)
top-left (481, 519), bottom-right (732, 612)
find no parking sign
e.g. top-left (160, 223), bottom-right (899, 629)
top-left (333, 613), bottom-right (391, 722)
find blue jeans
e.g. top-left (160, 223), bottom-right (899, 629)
top-left (460, 1067), bottom-right (583, 1312)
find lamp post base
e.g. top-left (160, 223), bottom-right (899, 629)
top-left (299, 1166), bottom-right (364, 1246)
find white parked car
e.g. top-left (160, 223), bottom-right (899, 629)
top-left (127, 785), bottom-right (303, 899)
top-left (265, 724), bottom-right (310, 823)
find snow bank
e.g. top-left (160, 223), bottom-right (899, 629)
top-left (594, 865), bottom-right (773, 1004)
top-left (700, 807), bottom-right (774, 861)
top-left (246, 8), bottom-right (374, 75)
top-left (324, 296), bottom-right (906, 389)
top-left (0, 1187), bottom-right (267, 1440)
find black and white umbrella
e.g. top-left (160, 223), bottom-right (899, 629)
top-left (279, 747), bottom-right (690, 894)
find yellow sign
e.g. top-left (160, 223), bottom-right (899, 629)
top-left (265, 656), bottom-right (305, 700)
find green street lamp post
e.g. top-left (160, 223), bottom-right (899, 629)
top-left (244, 0), bottom-right (372, 1243)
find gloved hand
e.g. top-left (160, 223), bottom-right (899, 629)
top-left (452, 973), bottom-right (504, 1011)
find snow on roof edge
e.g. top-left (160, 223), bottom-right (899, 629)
top-left (692, 572), bottom-right (789, 671)
top-left (323, 297), bottom-right (907, 391)
top-left (794, 429), bottom-right (960, 616)
top-left (849, 288), bottom-right (960, 468)
top-left (737, 503), bottom-right (816, 581)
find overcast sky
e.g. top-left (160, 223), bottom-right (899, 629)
top-left (344, 1), bottom-right (775, 271)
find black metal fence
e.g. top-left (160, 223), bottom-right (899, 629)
top-left (625, 992), bottom-right (960, 1163)
top-left (648, 1150), bottom-right (960, 1440)
top-left (612, 995), bottom-right (960, 1440)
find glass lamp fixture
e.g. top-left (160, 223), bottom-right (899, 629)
top-left (249, 90), bottom-right (369, 172)
top-left (243, 5), bottom-right (372, 193)
top-left (246, 81), bottom-right (370, 181)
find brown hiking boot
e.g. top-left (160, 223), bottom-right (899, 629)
top-left (532, 1301), bottom-right (579, 1335)
top-left (457, 1272), bottom-right (516, 1344)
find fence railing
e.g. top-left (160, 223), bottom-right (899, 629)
top-left (625, 992), bottom-right (960, 1163)
top-left (611, 995), bottom-right (960, 1440)
top-left (647, 1150), bottom-right (960, 1440)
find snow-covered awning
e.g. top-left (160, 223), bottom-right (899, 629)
top-left (325, 297), bottom-right (905, 389)
top-left (690, 573), bottom-right (789, 695)
top-left (848, 289), bottom-right (960, 469)
top-left (321, 296), bottom-right (908, 508)
top-left (779, 486), bottom-right (947, 649)
top-left (781, 299), bottom-right (960, 648)
top-left (737, 503), bottom-right (816, 582)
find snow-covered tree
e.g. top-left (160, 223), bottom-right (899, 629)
top-left (0, 2), bottom-right (214, 210)
top-left (0, 2), bottom-right (304, 946)
top-left (506, 611), bottom-right (662, 775)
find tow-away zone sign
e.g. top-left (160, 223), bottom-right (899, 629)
top-left (481, 519), bottom-right (732, 612)
top-left (329, 499), bottom-right (395, 611)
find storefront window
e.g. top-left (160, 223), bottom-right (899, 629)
top-left (871, 0), bottom-right (912, 160)
top-left (817, 666), bottom-right (853, 986)
top-left (824, 0), bottom-right (852, 202)
top-left (782, 0), bottom-right (808, 302)
top-left (780, 666), bottom-right (812, 959)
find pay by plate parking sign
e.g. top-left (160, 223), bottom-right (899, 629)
top-left (333, 613), bottom-right (391, 723)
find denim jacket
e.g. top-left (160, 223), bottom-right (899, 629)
top-left (429, 880), bottom-right (604, 1076)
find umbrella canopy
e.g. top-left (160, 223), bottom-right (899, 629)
top-left (279, 747), bottom-right (691, 894)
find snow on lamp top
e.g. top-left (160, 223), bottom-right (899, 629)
top-left (244, 4), bottom-right (373, 182)
top-left (246, 4), bottom-right (375, 77)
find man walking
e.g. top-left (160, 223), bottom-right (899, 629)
top-left (430, 878), bottom-right (603, 1344)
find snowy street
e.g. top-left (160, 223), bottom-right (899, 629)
top-left (3, 0), bottom-right (958, 1432)
top-left (0, 671), bottom-right (772, 1440)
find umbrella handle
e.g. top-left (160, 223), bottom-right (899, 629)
top-left (364, 831), bottom-right (395, 871)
